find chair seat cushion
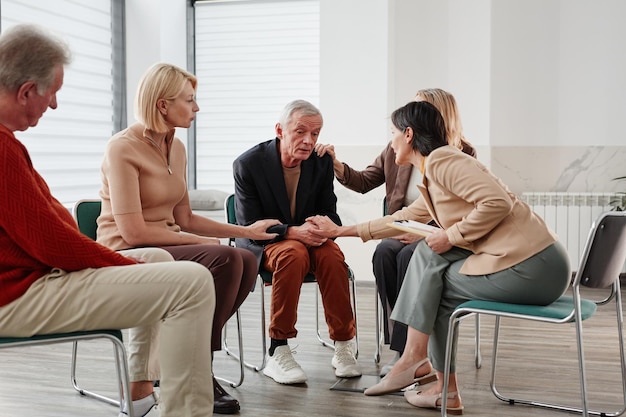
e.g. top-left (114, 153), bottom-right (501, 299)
top-left (456, 296), bottom-right (597, 321)
top-left (259, 269), bottom-right (316, 284)
top-left (259, 267), bottom-right (354, 284)
top-left (0, 329), bottom-right (123, 345)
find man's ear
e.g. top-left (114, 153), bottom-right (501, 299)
top-left (275, 122), bottom-right (283, 139)
top-left (16, 81), bottom-right (37, 103)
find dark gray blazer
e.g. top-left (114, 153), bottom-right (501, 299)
top-left (232, 137), bottom-right (342, 267)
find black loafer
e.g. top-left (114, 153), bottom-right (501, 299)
top-left (213, 377), bottom-right (240, 414)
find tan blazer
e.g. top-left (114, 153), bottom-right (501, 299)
top-left (356, 146), bottom-right (557, 275)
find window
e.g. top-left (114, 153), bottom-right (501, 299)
top-left (193, 0), bottom-right (320, 192)
top-left (1, 0), bottom-right (124, 206)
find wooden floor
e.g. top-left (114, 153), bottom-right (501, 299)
top-left (1, 282), bottom-right (625, 417)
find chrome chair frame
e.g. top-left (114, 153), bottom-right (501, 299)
top-left (0, 330), bottom-right (133, 416)
top-left (75, 199), bottom-right (245, 389)
top-left (441, 211), bottom-right (626, 417)
top-left (72, 199), bottom-right (134, 415)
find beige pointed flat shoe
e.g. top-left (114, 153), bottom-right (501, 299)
top-left (404, 390), bottom-right (464, 415)
top-left (363, 357), bottom-right (437, 396)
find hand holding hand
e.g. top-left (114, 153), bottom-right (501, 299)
top-left (286, 222), bottom-right (328, 246)
top-left (305, 215), bottom-right (340, 238)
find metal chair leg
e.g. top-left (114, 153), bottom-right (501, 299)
top-left (243, 278), bottom-right (268, 372)
top-left (218, 309), bottom-right (245, 388)
top-left (474, 314), bottom-right (482, 369)
top-left (70, 336), bottom-right (133, 417)
top-left (219, 276), bottom-right (268, 373)
top-left (350, 275), bottom-right (359, 358)
top-left (315, 284), bottom-right (334, 349)
top-left (374, 291), bottom-right (383, 364)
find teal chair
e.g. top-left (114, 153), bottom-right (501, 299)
top-left (77, 199), bottom-right (247, 389)
top-left (74, 199), bottom-right (101, 240)
top-left (223, 194), bottom-right (359, 372)
top-left (73, 199), bottom-right (134, 415)
top-left (0, 199), bottom-right (133, 417)
top-left (441, 211), bottom-right (626, 417)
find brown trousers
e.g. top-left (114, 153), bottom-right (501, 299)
top-left (262, 239), bottom-right (355, 341)
top-left (160, 244), bottom-right (257, 351)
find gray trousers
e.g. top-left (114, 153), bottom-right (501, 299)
top-left (391, 240), bottom-right (571, 373)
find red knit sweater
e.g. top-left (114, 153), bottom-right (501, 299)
top-left (0, 124), bottom-right (137, 307)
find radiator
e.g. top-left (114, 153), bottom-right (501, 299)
top-left (520, 192), bottom-right (620, 270)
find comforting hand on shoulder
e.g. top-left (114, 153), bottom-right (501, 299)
top-left (313, 143), bottom-right (336, 159)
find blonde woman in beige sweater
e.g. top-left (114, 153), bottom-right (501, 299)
top-left (98, 63), bottom-right (279, 415)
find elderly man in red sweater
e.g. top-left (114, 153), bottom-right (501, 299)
top-left (0, 24), bottom-right (216, 417)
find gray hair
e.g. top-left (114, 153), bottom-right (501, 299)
top-left (0, 24), bottom-right (71, 94)
top-left (278, 99), bottom-right (323, 126)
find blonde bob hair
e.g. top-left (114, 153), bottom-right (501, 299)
top-left (415, 88), bottom-right (465, 150)
top-left (135, 63), bottom-right (198, 132)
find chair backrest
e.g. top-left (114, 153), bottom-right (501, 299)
top-left (225, 194), bottom-right (237, 248)
top-left (73, 199), bottom-right (102, 240)
top-left (575, 211), bottom-right (626, 289)
top-left (225, 193), bottom-right (237, 226)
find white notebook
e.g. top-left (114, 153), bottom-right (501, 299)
top-left (387, 220), bottom-right (438, 237)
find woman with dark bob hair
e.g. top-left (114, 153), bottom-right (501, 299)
top-left (307, 100), bottom-right (570, 414)
top-left (314, 89), bottom-right (477, 377)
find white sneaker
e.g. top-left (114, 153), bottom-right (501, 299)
top-left (119, 392), bottom-right (160, 417)
top-left (332, 338), bottom-right (362, 378)
top-left (118, 404), bottom-right (159, 417)
top-left (263, 345), bottom-right (308, 384)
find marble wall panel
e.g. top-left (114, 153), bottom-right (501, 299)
top-left (491, 146), bottom-right (626, 195)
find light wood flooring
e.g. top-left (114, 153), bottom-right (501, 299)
top-left (1, 281), bottom-right (625, 417)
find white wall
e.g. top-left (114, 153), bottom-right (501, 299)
top-left (491, 0), bottom-right (626, 148)
top-left (126, 0), bottom-right (626, 281)
top-left (319, 0), bottom-right (389, 147)
top-left (125, 0), bottom-right (189, 144)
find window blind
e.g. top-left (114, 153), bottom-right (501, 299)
top-left (193, 0), bottom-right (320, 192)
top-left (1, 0), bottom-right (123, 206)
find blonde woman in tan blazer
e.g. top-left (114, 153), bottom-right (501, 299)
top-left (307, 101), bottom-right (571, 415)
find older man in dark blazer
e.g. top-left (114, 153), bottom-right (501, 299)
top-left (233, 100), bottom-right (361, 385)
